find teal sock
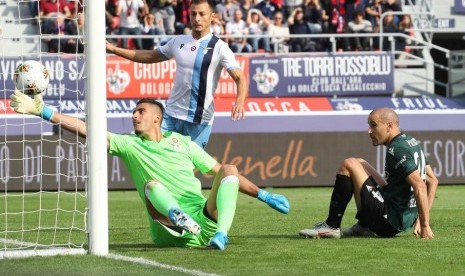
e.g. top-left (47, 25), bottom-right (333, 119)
top-left (216, 175), bottom-right (239, 234)
top-left (145, 181), bottom-right (179, 217)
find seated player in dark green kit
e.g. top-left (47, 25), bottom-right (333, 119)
top-left (299, 108), bottom-right (438, 239)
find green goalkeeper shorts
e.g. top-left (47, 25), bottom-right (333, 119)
top-left (147, 202), bottom-right (217, 247)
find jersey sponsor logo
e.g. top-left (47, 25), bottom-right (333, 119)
top-left (394, 155), bottom-right (407, 169)
top-left (169, 137), bottom-right (180, 151)
top-left (200, 46), bottom-right (213, 55)
top-left (191, 46), bottom-right (196, 51)
top-left (388, 147), bottom-right (394, 156)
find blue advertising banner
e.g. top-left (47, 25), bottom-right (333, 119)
top-left (453, 0), bottom-right (465, 14)
top-left (0, 56), bottom-right (85, 99)
top-left (330, 97), bottom-right (465, 111)
top-left (249, 53), bottom-right (394, 97)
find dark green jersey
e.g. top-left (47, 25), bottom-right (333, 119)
top-left (381, 133), bottom-right (427, 231)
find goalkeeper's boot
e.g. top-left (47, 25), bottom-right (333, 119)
top-left (342, 222), bottom-right (375, 237)
top-left (207, 232), bottom-right (229, 251)
top-left (299, 221), bottom-right (341, 239)
top-left (168, 207), bottom-right (201, 235)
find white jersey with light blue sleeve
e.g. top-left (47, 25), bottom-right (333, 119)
top-left (157, 33), bottom-right (240, 125)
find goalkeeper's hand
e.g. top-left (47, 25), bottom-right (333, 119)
top-left (10, 90), bottom-right (44, 116)
top-left (257, 189), bottom-right (290, 214)
top-left (10, 90), bottom-right (54, 120)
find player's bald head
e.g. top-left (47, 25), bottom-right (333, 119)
top-left (370, 108), bottom-right (399, 127)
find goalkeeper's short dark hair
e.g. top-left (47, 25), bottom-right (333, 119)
top-left (135, 98), bottom-right (165, 123)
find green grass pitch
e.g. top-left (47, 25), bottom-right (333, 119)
top-left (1, 185), bottom-right (464, 275)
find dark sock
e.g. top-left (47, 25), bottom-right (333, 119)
top-left (325, 174), bottom-right (353, 228)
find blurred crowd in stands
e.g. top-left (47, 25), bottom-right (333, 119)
top-left (32, 0), bottom-right (415, 55)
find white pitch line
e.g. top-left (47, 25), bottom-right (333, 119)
top-left (106, 253), bottom-right (219, 276)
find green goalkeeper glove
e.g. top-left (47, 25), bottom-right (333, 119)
top-left (10, 90), bottom-right (54, 120)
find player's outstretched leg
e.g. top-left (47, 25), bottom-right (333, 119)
top-left (168, 207), bottom-right (201, 235)
top-left (207, 168), bottom-right (239, 251)
top-left (299, 221), bottom-right (341, 239)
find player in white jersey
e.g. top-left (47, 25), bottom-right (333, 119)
top-left (106, 0), bottom-right (290, 217)
top-left (107, 0), bottom-right (247, 149)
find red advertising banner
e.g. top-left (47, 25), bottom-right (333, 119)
top-left (215, 97), bottom-right (333, 112)
top-left (105, 55), bottom-right (250, 99)
top-left (0, 99), bottom-right (15, 114)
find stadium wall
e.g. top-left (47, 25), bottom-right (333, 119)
top-left (1, 115), bottom-right (464, 191)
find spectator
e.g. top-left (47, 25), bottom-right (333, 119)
top-left (327, 0), bottom-right (350, 51)
top-left (282, 0), bottom-right (303, 19)
top-left (240, 0), bottom-right (256, 21)
top-left (150, 0), bottom-right (176, 35)
top-left (381, 0), bottom-right (402, 24)
top-left (365, 0), bottom-right (382, 27)
top-left (141, 14), bottom-right (164, 50)
top-left (266, 11), bottom-right (290, 53)
top-left (29, 1), bottom-right (39, 19)
top-left (39, 0), bottom-right (71, 31)
top-left (329, 0), bottom-right (347, 34)
top-left (105, 0), bottom-right (119, 35)
top-left (69, 12), bottom-right (85, 53)
top-left (255, 0), bottom-right (281, 19)
top-left (319, 0), bottom-right (331, 31)
top-left (39, 0), bottom-right (72, 19)
top-left (210, 13), bottom-right (225, 35)
top-left (246, 9), bottom-right (271, 52)
top-left (216, 0), bottom-right (241, 26)
top-left (63, 0), bottom-right (83, 18)
top-left (225, 9), bottom-right (253, 53)
top-left (115, 0), bottom-right (148, 50)
top-left (42, 12), bottom-right (78, 53)
top-left (288, 7), bottom-right (317, 52)
top-left (372, 10), bottom-right (397, 50)
top-left (301, 0), bottom-right (323, 34)
top-left (397, 14), bottom-right (415, 59)
top-left (173, 0), bottom-right (192, 31)
top-left (347, 10), bottom-right (372, 50)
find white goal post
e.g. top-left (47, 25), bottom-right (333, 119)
top-left (0, 0), bottom-right (108, 258)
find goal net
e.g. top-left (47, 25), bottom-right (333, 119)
top-left (0, 0), bottom-right (106, 258)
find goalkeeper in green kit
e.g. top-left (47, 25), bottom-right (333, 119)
top-left (9, 91), bottom-right (289, 250)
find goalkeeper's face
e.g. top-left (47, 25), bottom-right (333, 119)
top-left (132, 103), bottom-right (162, 136)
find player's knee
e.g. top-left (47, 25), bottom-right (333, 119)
top-left (144, 179), bottom-right (164, 197)
top-left (339, 157), bottom-right (361, 174)
top-left (220, 164), bottom-right (238, 177)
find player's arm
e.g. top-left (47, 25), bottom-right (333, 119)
top-left (406, 169), bottom-right (434, 239)
top-left (227, 68), bottom-right (247, 121)
top-left (10, 90), bottom-right (111, 149)
top-left (106, 41), bottom-right (167, 63)
top-left (413, 165), bottom-right (439, 236)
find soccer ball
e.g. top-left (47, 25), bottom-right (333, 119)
top-left (14, 60), bottom-right (50, 95)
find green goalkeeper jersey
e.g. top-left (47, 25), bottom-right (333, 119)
top-left (108, 131), bottom-right (218, 209)
top-left (381, 133), bottom-right (427, 231)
